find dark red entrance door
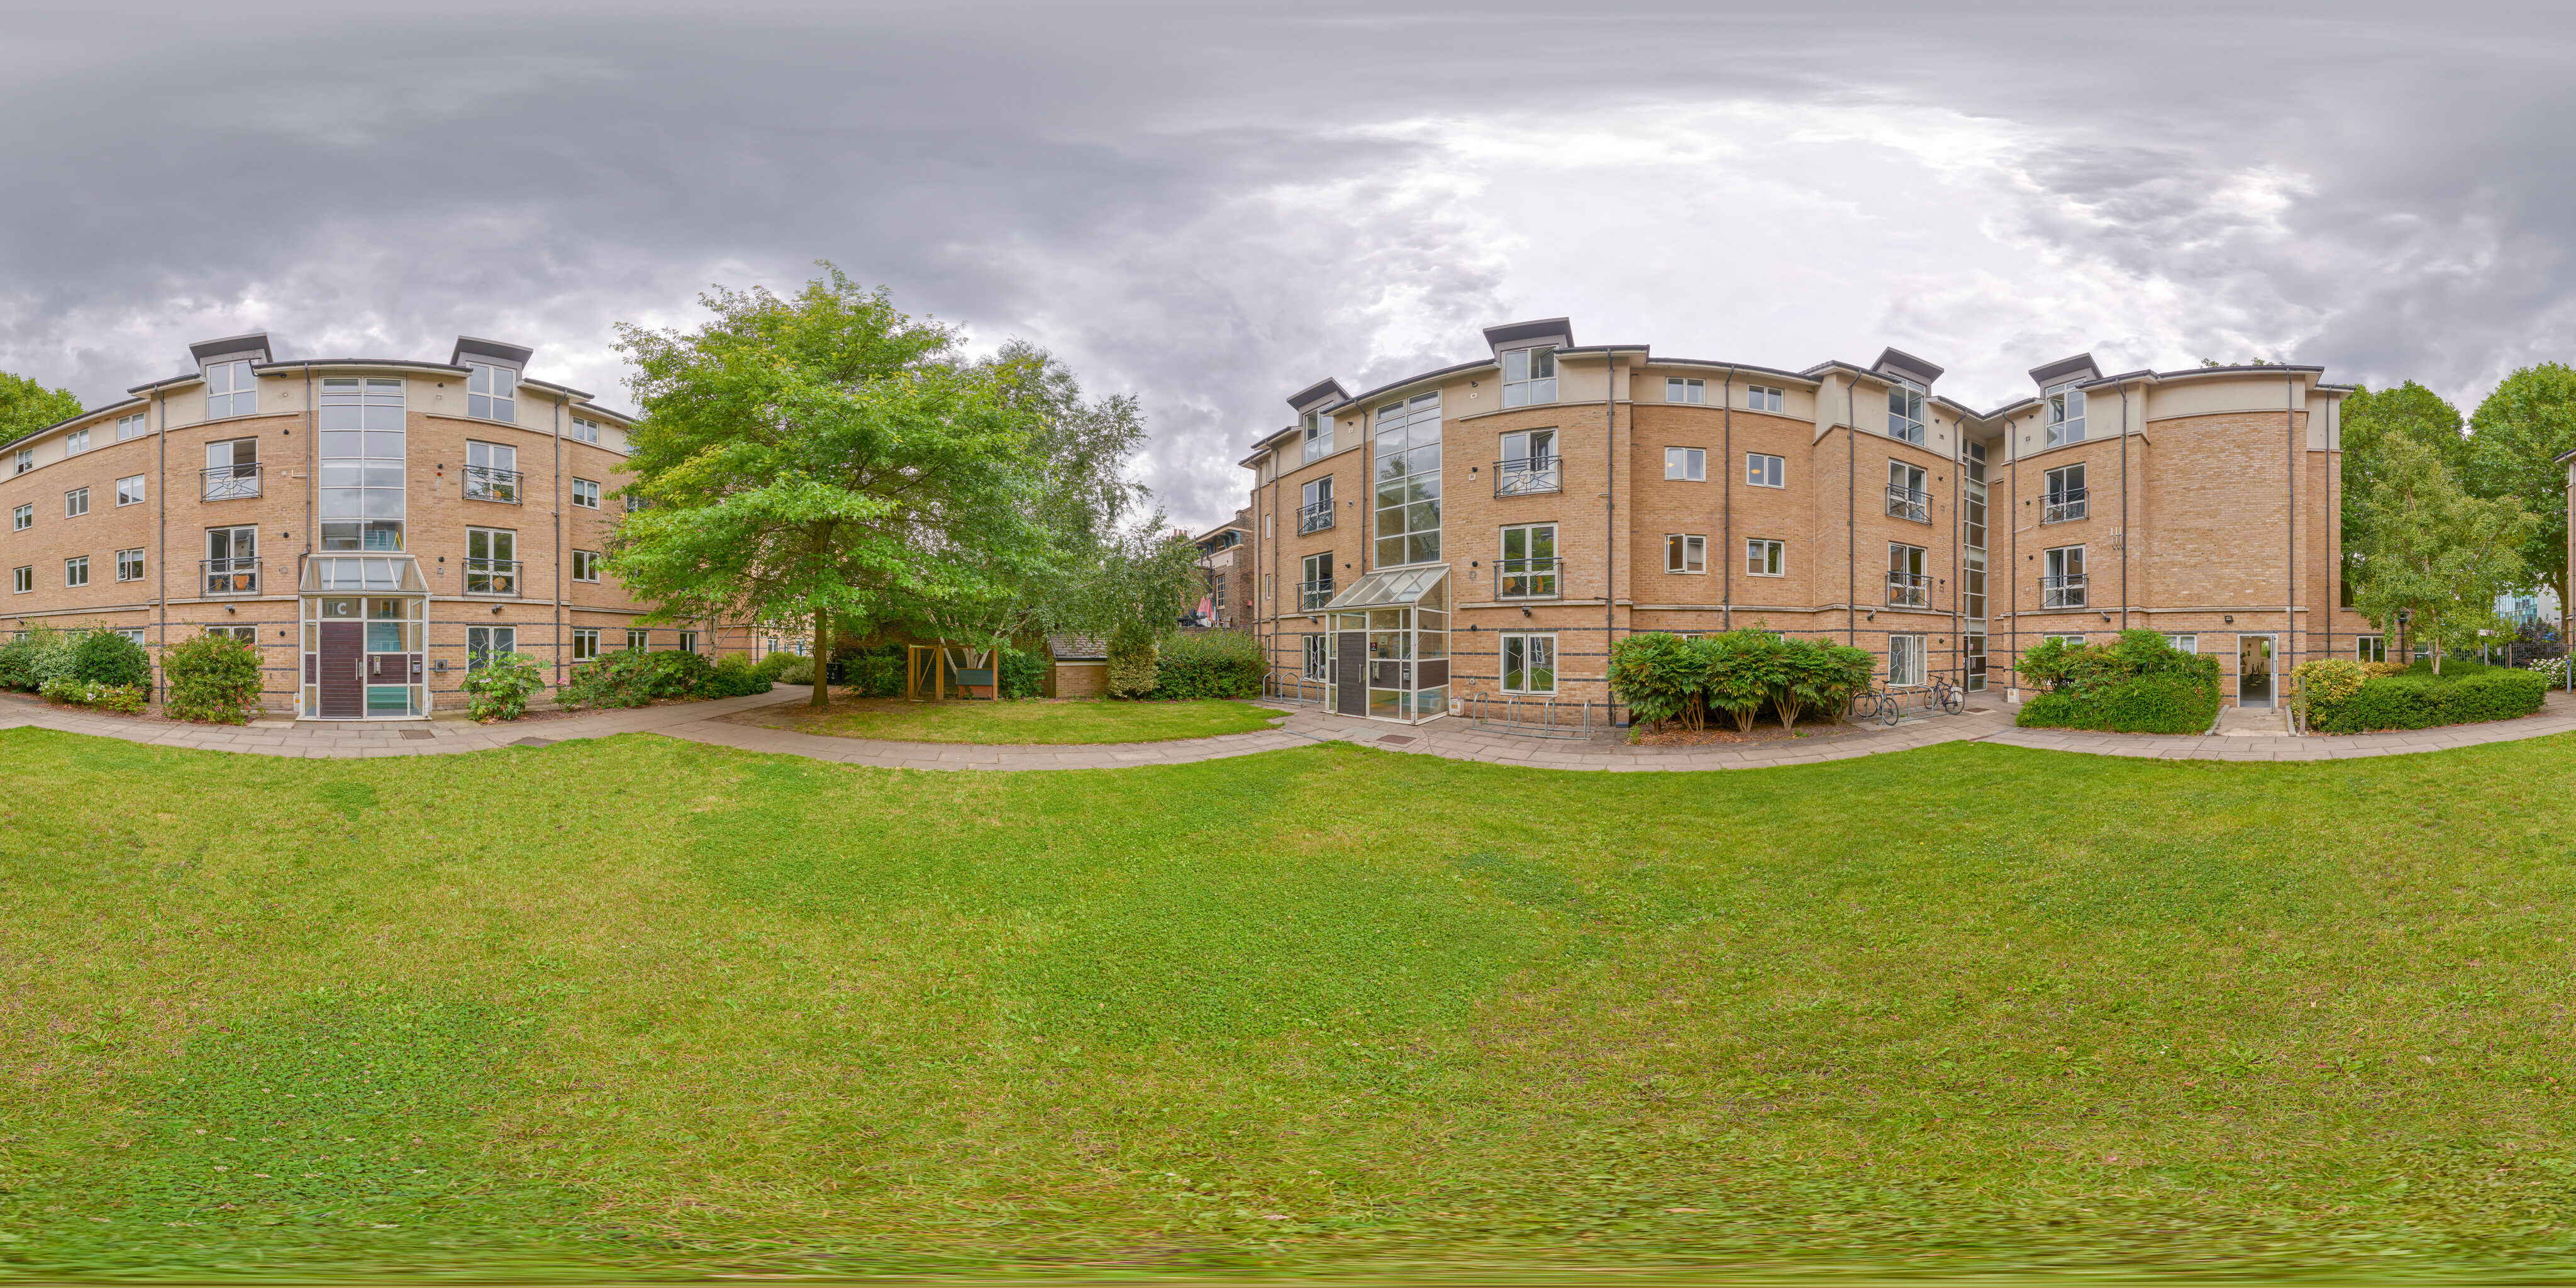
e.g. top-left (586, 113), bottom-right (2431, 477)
top-left (318, 621), bottom-right (364, 719)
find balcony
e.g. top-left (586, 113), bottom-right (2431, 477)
top-left (2042, 487), bottom-right (2089, 524)
top-left (1494, 456), bottom-right (1562, 497)
top-left (1887, 570), bottom-right (1930, 608)
top-left (201, 464), bottom-right (260, 501)
top-left (2042, 573), bottom-right (2087, 609)
top-left (201, 557), bottom-right (257, 596)
top-left (1496, 557), bottom-right (1564, 600)
top-left (465, 464), bottom-right (523, 504)
top-left (1296, 578), bottom-right (1335, 612)
top-left (464, 557), bottom-right (522, 596)
top-left (1885, 484), bottom-right (1930, 523)
top-left (1297, 498), bottom-right (1334, 533)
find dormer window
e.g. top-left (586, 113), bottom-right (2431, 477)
top-left (1301, 408), bottom-right (1336, 463)
top-left (1502, 347), bottom-right (1557, 408)
top-left (2045, 380), bottom-right (2087, 445)
top-left (569, 416), bottom-right (601, 443)
top-left (1885, 379), bottom-right (1926, 445)
top-left (205, 360), bottom-right (257, 418)
top-left (467, 363), bottom-right (517, 421)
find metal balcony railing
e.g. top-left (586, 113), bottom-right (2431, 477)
top-left (464, 557), bottom-right (521, 596)
top-left (1297, 498), bottom-right (1335, 533)
top-left (201, 557), bottom-right (257, 595)
top-left (1494, 456), bottom-right (1562, 497)
top-left (1885, 484), bottom-right (1930, 523)
top-left (2042, 573), bottom-right (2088, 609)
top-left (1496, 557), bottom-right (1563, 600)
top-left (1887, 570), bottom-right (1930, 608)
top-left (201, 464), bottom-right (260, 501)
top-left (1297, 578), bottom-right (1335, 611)
top-left (464, 464), bottom-right (523, 503)
top-left (2042, 488), bottom-right (2089, 524)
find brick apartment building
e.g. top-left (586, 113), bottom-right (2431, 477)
top-left (0, 332), bottom-right (769, 719)
top-left (1192, 509), bottom-right (1254, 629)
top-left (1240, 318), bottom-right (2373, 724)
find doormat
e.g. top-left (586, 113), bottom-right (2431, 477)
top-left (1377, 734), bottom-right (1417, 745)
top-left (510, 736), bottom-right (555, 748)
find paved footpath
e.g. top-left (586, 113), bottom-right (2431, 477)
top-left (3, 685), bottom-right (2572, 772)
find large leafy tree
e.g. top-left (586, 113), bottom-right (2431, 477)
top-left (609, 266), bottom-right (1058, 708)
top-left (2349, 433), bottom-right (2536, 674)
top-left (0, 370), bottom-right (80, 444)
top-left (2462, 362), bottom-right (2576, 614)
top-left (2338, 381), bottom-right (2465, 592)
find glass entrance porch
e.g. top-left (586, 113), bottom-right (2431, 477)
top-left (298, 555), bottom-right (428, 719)
top-left (1319, 564), bottom-right (1450, 723)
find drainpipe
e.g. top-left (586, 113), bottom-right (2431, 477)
top-left (301, 361), bottom-right (315, 714)
top-left (2007, 414), bottom-right (2019, 699)
top-left (2286, 369), bottom-right (2297, 682)
top-left (1951, 411), bottom-right (1962, 684)
top-left (2119, 379), bottom-right (2131, 635)
top-left (1604, 352), bottom-right (1617, 694)
top-left (1846, 371), bottom-right (1857, 648)
top-left (2323, 394), bottom-right (2333, 669)
top-left (555, 391), bottom-right (567, 689)
top-left (154, 389), bottom-right (166, 700)
top-left (1721, 365), bottom-right (1736, 631)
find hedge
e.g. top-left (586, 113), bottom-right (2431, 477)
top-left (1606, 628), bottom-right (1877, 733)
top-left (2015, 630), bottom-right (2221, 734)
top-left (1146, 631), bottom-right (1263, 700)
top-left (2305, 666), bottom-right (2546, 733)
top-left (164, 630), bottom-right (265, 723)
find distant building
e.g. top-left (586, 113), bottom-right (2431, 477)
top-left (1191, 508), bottom-right (1252, 629)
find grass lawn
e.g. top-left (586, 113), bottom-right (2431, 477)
top-left (10, 726), bottom-right (2576, 1280)
top-left (729, 694), bottom-right (1284, 743)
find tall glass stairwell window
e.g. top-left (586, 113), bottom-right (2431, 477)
top-left (1887, 378), bottom-right (1926, 445)
top-left (1374, 391), bottom-right (1441, 567)
top-left (1963, 440), bottom-right (1987, 623)
top-left (319, 377), bottom-right (406, 550)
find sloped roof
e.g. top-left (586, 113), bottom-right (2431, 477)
top-left (1048, 633), bottom-right (1109, 661)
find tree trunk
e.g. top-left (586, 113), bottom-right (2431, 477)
top-left (811, 604), bottom-right (830, 708)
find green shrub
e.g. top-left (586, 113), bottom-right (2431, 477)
top-left (753, 652), bottom-right (801, 681)
top-left (560, 649), bottom-right (719, 710)
top-left (844, 646), bottom-right (906, 697)
top-left (770, 655), bottom-right (816, 686)
top-left (704, 654), bottom-right (774, 698)
top-left (998, 646), bottom-right (1047, 699)
top-left (71, 630), bottom-right (152, 690)
top-left (1106, 633), bottom-right (1158, 699)
top-left (2016, 630), bottom-right (2222, 734)
top-left (163, 630), bottom-right (265, 723)
top-left (1606, 627), bottom-right (1873, 733)
top-left (0, 626), bottom-right (77, 692)
top-left (1606, 632), bottom-right (1701, 729)
top-left (1147, 631), bottom-right (1263, 699)
top-left (461, 652), bottom-right (548, 722)
top-left (40, 677), bottom-right (147, 714)
top-left (2310, 667), bottom-right (2547, 733)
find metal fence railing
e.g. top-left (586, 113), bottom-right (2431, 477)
top-left (1465, 691), bottom-right (1599, 739)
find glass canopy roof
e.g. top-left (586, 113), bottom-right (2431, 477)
top-left (297, 555), bottom-right (428, 594)
top-left (1322, 564), bottom-right (1448, 610)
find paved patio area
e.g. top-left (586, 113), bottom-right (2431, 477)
top-left (3, 686), bottom-right (2570, 770)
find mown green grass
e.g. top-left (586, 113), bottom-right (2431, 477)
top-left (8, 726), bottom-right (2576, 1280)
top-left (741, 696), bottom-right (1284, 743)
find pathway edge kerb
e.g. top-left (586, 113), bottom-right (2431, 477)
top-left (2, 687), bottom-right (2570, 772)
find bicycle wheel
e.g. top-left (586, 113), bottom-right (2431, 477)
top-left (1940, 685), bottom-right (1965, 715)
top-left (1878, 694), bottom-right (1901, 727)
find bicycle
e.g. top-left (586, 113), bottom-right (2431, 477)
top-left (1928, 675), bottom-right (1967, 716)
top-left (1850, 688), bottom-right (1901, 728)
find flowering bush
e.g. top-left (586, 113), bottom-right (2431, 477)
top-left (164, 630), bottom-right (265, 723)
top-left (40, 677), bottom-right (147, 714)
top-left (462, 652), bottom-right (548, 721)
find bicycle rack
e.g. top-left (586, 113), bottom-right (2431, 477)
top-left (1264, 672), bottom-right (1326, 707)
top-left (1466, 692), bottom-right (1597, 739)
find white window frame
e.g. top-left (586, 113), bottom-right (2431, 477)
top-left (1886, 460), bottom-right (1928, 522)
top-left (1501, 632), bottom-right (1558, 694)
top-left (1301, 408), bottom-right (1336, 463)
top-left (1664, 533), bottom-right (1706, 575)
top-left (116, 413), bottom-right (150, 442)
top-left (569, 416), bottom-right (601, 443)
top-left (2355, 635), bottom-right (2385, 663)
top-left (1663, 447), bottom-right (1706, 481)
top-left (1746, 452), bottom-right (1785, 488)
top-left (65, 555), bottom-right (89, 587)
top-left (2043, 545), bottom-right (2086, 608)
top-left (1501, 347), bottom-right (1557, 408)
top-left (11, 503), bottom-right (28, 531)
top-left (9, 565), bottom-right (27, 593)
top-left (114, 548), bottom-right (144, 582)
top-left (571, 627), bottom-right (601, 662)
top-left (1746, 538), bottom-right (1785, 577)
top-left (570, 477), bottom-right (601, 508)
top-left (678, 630), bottom-right (699, 653)
top-left (65, 487), bottom-right (88, 518)
top-left (1889, 635), bottom-right (1928, 686)
top-left (204, 360), bottom-right (257, 419)
top-left (1888, 541), bottom-right (1928, 606)
top-left (467, 362), bottom-right (518, 422)
top-left (1301, 633), bottom-right (1329, 681)
top-left (467, 624), bottom-right (518, 670)
top-left (572, 549), bottom-right (602, 582)
top-left (116, 474), bottom-right (146, 507)
top-left (1746, 385), bottom-right (1784, 413)
top-left (626, 628), bottom-right (650, 652)
top-left (66, 427), bottom-right (91, 454)
top-left (1498, 523), bottom-right (1558, 597)
top-left (12, 447), bottom-right (30, 475)
top-left (2048, 633), bottom-right (2087, 647)
top-left (2045, 380), bottom-right (2088, 446)
top-left (2167, 634), bottom-right (2200, 654)
top-left (1665, 377), bottom-right (1706, 404)
top-left (2043, 463), bottom-right (2087, 523)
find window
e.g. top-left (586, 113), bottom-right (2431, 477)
top-left (1501, 347), bottom-right (1557, 408)
top-left (572, 549), bottom-right (602, 582)
top-left (2355, 635), bottom-right (2385, 663)
top-left (623, 492), bottom-right (645, 513)
top-left (1888, 542), bottom-right (1927, 606)
top-left (66, 428), bottom-right (91, 454)
top-left (1497, 428), bottom-right (1558, 495)
top-left (115, 548), bottom-right (143, 582)
top-left (1300, 552), bottom-right (1331, 611)
top-left (65, 487), bottom-right (88, 518)
top-left (1663, 447), bottom-right (1706, 481)
top-left (1746, 385), bottom-right (1784, 413)
top-left (1887, 379), bottom-right (1926, 445)
top-left (2045, 380), bottom-right (2087, 445)
top-left (205, 525), bottom-right (256, 594)
top-left (2044, 463), bottom-right (2087, 523)
top-left (1746, 538), bottom-right (1785, 577)
top-left (1301, 408), bottom-right (1336, 463)
top-left (1889, 635), bottom-right (1927, 686)
top-left (570, 477), bottom-right (601, 508)
top-left (115, 628), bottom-right (145, 645)
top-left (10, 566), bottom-right (27, 593)
top-left (1372, 392), bottom-right (1441, 565)
top-left (1666, 377), bottom-right (1706, 404)
top-left (204, 436), bottom-right (260, 501)
top-left (465, 527), bottom-right (518, 594)
top-left (1964, 440), bottom-right (1987, 550)
top-left (204, 360), bottom-right (257, 418)
top-left (64, 555), bottom-right (88, 587)
top-left (1965, 632), bottom-right (1987, 691)
top-left (2048, 633), bottom-right (2087, 647)
top-left (467, 362), bottom-right (517, 421)
top-left (465, 440), bottom-right (519, 502)
top-left (1211, 574), bottom-right (1226, 611)
top-left (116, 474), bottom-right (145, 506)
top-left (319, 378), bottom-right (404, 550)
top-left (1746, 452), bottom-right (1784, 488)
top-left (116, 413), bottom-right (149, 442)
top-left (627, 628), bottom-right (650, 652)
top-left (467, 625), bottom-right (517, 669)
top-left (1499, 523), bottom-right (1557, 597)
top-left (1664, 533), bottom-right (1706, 574)
top-left (2167, 635), bottom-right (2201, 654)
top-left (678, 630), bottom-right (699, 653)
top-left (2043, 545), bottom-right (2086, 608)
top-left (1964, 553), bottom-right (1987, 621)
top-left (11, 504), bottom-right (28, 531)
top-left (1885, 460), bottom-right (1927, 522)
top-left (572, 628), bottom-right (601, 661)
top-left (569, 416), bottom-right (601, 443)
top-left (207, 626), bottom-right (257, 643)
top-left (1299, 477), bottom-right (1334, 533)
top-left (1501, 633), bottom-right (1557, 694)
top-left (12, 448), bottom-right (29, 475)
top-left (1301, 633), bottom-right (1330, 681)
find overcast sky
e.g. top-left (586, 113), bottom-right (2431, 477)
top-left (7, 1), bottom-right (2572, 528)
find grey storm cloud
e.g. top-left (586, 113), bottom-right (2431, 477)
top-left (6, 0), bottom-right (2575, 528)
